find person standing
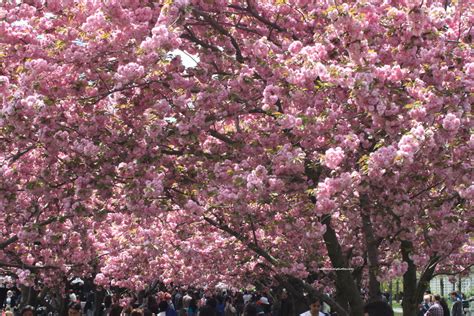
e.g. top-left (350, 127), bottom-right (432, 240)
top-left (243, 292), bottom-right (252, 306)
top-left (299, 298), bottom-right (327, 316)
top-left (425, 295), bottom-right (444, 316)
top-left (182, 291), bottom-right (192, 311)
top-left (158, 301), bottom-right (168, 316)
top-left (187, 298), bottom-right (198, 316)
top-left (224, 297), bottom-right (237, 316)
top-left (235, 293), bottom-right (244, 316)
top-left (450, 292), bottom-right (463, 316)
top-left (3, 290), bottom-right (15, 310)
top-left (363, 301), bottom-right (394, 316)
top-left (439, 297), bottom-right (450, 316)
top-left (419, 295), bottom-right (433, 316)
top-left (272, 290), bottom-right (293, 316)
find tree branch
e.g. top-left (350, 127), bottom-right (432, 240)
top-left (432, 263), bottom-right (474, 277)
top-left (8, 144), bottom-right (36, 164)
top-left (0, 261), bottom-right (59, 271)
top-left (203, 215), bottom-right (279, 266)
top-left (0, 215), bottom-right (70, 250)
top-left (181, 26), bottom-right (221, 53)
top-left (191, 8), bottom-right (245, 63)
top-left (249, 216), bottom-right (259, 248)
top-left (208, 129), bottom-right (240, 145)
top-left (410, 180), bottom-right (444, 200)
top-left (229, 1), bottom-right (286, 33)
top-left (0, 236), bottom-right (19, 250)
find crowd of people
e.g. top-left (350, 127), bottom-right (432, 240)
top-left (69, 288), bottom-right (392, 316)
top-left (83, 288), bottom-right (283, 316)
top-left (1, 282), bottom-right (472, 316)
top-left (418, 291), bottom-right (470, 316)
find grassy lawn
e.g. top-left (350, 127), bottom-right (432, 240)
top-left (392, 302), bottom-right (402, 316)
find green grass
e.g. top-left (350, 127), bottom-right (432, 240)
top-left (392, 302), bottom-right (402, 316)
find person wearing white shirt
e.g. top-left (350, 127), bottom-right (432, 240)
top-left (300, 298), bottom-right (327, 316)
top-left (243, 292), bottom-right (252, 305)
top-left (182, 292), bottom-right (192, 309)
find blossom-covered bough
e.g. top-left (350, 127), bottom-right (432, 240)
top-left (0, 0), bottom-right (472, 315)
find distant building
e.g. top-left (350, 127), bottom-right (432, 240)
top-left (429, 272), bottom-right (473, 297)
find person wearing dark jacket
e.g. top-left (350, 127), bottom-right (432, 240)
top-left (439, 297), bottom-right (450, 316)
top-left (450, 292), bottom-right (463, 316)
top-left (272, 290), bottom-right (294, 316)
top-left (363, 301), bottom-right (394, 316)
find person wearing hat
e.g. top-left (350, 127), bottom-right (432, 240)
top-left (255, 297), bottom-right (271, 316)
top-left (3, 290), bottom-right (16, 309)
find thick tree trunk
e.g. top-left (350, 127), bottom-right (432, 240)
top-left (56, 290), bottom-right (68, 316)
top-left (401, 241), bottom-right (418, 316)
top-left (20, 285), bottom-right (39, 307)
top-left (401, 241), bottom-right (439, 316)
top-left (321, 215), bottom-right (365, 316)
top-left (303, 160), bottom-right (361, 314)
top-left (334, 281), bottom-right (350, 313)
top-left (415, 259), bottom-right (437, 302)
top-left (36, 287), bottom-right (55, 313)
top-left (277, 279), bottom-right (310, 315)
top-left (361, 210), bottom-right (382, 302)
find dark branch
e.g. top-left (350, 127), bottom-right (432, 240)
top-left (8, 144), bottom-right (36, 164)
top-left (181, 26), bottom-right (221, 53)
top-left (203, 215), bottom-right (279, 266)
top-left (209, 129), bottom-right (240, 145)
top-left (191, 8), bottom-right (245, 63)
top-left (229, 1), bottom-right (286, 33)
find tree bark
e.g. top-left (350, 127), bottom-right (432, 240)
top-left (401, 240), bottom-right (418, 316)
top-left (334, 281), bottom-right (350, 313)
top-left (415, 256), bottom-right (439, 302)
top-left (401, 242), bottom-right (440, 316)
top-left (440, 278), bottom-right (444, 297)
top-left (360, 206), bottom-right (382, 302)
top-left (321, 215), bottom-right (365, 316)
top-left (389, 280), bottom-right (393, 305)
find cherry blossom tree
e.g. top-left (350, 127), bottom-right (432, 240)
top-left (1, 0), bottom-right (472, 315)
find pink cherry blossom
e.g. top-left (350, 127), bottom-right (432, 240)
top-left (0, 1), bottom-right (471, 315)
top-left (323, 147), bottom-right (345, 169)
top-left (288, 41), bottom-right (303, 55)
top-left (442, 113), bottom-right (461, 132)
